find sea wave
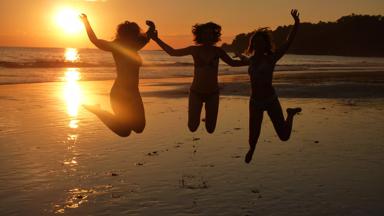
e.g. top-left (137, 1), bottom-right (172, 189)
top-left (0, 60), bottom-right (195, 68)
top-left (0, 60), bottom-right (101, 68)
top-left (2, 58), bottom-right (384, 69)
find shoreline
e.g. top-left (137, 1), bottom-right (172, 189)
top-left (0, 45), bottom-right (383, 57)
top-left (1, 70), bottom-right (384, 99)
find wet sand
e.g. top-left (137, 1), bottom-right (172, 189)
top-left (0, 72), bottom-right (384, 215)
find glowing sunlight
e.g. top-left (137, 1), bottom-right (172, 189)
top-left (63, 68), bottom-right (82, 119)
top-left (65, 48), bottom-right (79, 62)
top-left (55, 8), bottom-right (83, 35)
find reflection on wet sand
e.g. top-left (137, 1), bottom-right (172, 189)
top-left (62, 68), bottom-right (81, 169)
top-left (63, 68), bottom-right (82, 120)
top-left (54, 188), bottom-right (94, 214)
top-left (55, 48), bottom-right (87, 213)
top-left (54, 185), bottom-right (115, 214)
top-left (69, 119), bottom-right (79, 129)
top-left (63, 134), bottom-right (78, 167)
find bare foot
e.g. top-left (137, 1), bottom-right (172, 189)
top-left (245, 146), bottom-right (256, 164)
top-left (82, 104), bottom-right (102, 114)
top-left (287, 107), bottom-right (302, 115)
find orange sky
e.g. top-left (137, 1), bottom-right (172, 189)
top-left (0, 0), bottom-right (383, 49)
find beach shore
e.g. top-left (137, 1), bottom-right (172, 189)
top-left (141, 70), bottom-right (384, 98)
top-left (0, 71), bottom-right (384, 215)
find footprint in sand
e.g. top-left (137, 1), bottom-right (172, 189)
top-left (251, 189), bottom-right (263, 199)
top-left (146, 151), bottom-right (159, 156)
top-left (201, 164), bottom-right (215, 168)
top-left (135, 162), bottom-right (144, 166)
top-left (179, 174), bottom-right (209, 189)
top-left (106, 172), bottom-right (118, 176)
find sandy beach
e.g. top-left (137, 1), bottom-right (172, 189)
top-left (0, 0), bottom-right (383, 214)
top-left (0, 70), bottom-right (383, 215)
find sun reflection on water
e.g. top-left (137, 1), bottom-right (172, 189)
top-left (65, 48), bottom-right (79, 62)
top-left (68, 119), bottom-right (79, 129)
top-left (62, 48), bottom-right (82, 120)
top-left (62, 69), bottom-right (81, 168)
top-left (55, 48), bottom-right (87, 213)
top-left (63, 68), bottom-right (82, 120)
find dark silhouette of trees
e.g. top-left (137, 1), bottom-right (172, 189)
top-left (222, 14), bottom-right (384, 57)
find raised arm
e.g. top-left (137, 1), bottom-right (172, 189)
top-left (147, 21), bottom-right (193, 56)
top-left (219, 48), bottom-right (249, 67)
top-left (80, 14), bottom-right (113, 52)
top-left (273, 9), bottom-right (300, 62)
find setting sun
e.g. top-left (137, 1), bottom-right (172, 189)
top-left (55, 8), bottom-right (83, 35)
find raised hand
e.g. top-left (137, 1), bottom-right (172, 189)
top-left (273, 9), bottom-right (300, 62)
top-left (146, 20), bottom-right (158, 39)
top-left (146, 20), bottom-right (156, 32)
top-left (149, 30), bottom-right (159, 40)
top-left (291, 9), bottom-right (300, 23)
top-left (79, 13), bottom-right (88, 22)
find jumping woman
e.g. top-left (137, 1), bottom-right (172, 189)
top-left (148, 22), bottom-right (248, 133)
top-left (244, 10), bottom-right (302, 163)
top-left (80, 14), bottom-right (154, 137)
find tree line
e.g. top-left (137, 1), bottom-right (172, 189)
top-left (221, 14), bottom-right (384, 57)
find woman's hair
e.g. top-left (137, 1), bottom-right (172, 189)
top-left (115, 21), bottom-right (149, 50)
top-left (247, 28), bottom-right (274, 55)
top-left (192, 22), bottom-right (222, 45)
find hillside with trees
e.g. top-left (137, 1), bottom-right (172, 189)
top-left (221, 14), bottom-right (384, 57)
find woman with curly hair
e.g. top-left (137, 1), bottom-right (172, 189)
top-left (80, 14), bottom-right (154, 137)
top-left (243, 10), bottom-right (302, 163)
top-left (148, 21), bottom-right (248, 133)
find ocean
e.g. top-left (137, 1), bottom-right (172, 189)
top-left (1, 47), bottom-right (384, 85)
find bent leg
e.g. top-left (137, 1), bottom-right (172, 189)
top-left (83, 104), bottom-right (132, 137)
top-left (267, 98), bottom-right (300, 141)
top-left (204, 93), bottom-right (219, 133)
top-left (129, 99), bottom-right (146, 134)
top-left (83, 88), bottom-right (146, 137)
top-left (110, 89), bottom-right (146, 135)
top-left (245, 101), bottom-right (264, 163)
top-left (188, 91), bottom-right (203, 132)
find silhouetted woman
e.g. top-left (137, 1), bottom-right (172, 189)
top-left (80, 14), bottom-right (154, 137)
top-left (243, 10), bottom-right (302, 163)
top-left (148, 21), bottom-right (248, 133)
